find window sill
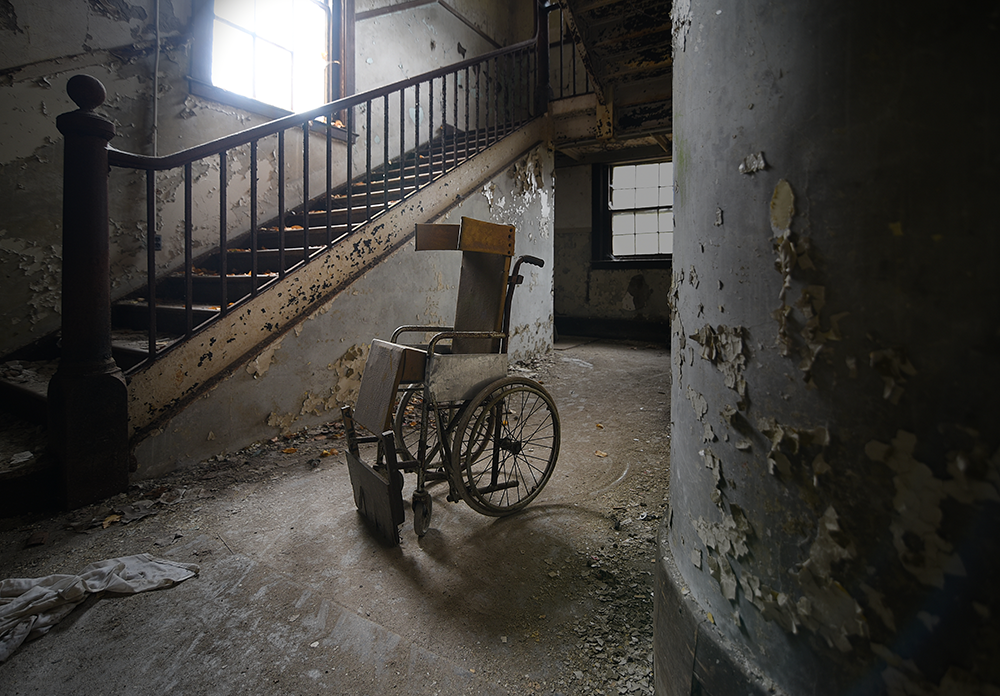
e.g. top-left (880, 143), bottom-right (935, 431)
top-left (591, 257), bottom-right (672, 270)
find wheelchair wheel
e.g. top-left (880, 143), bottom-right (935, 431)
top-left (450, 377), bottom-right (560, 516)
top-left (393, 387), bottom-right (441, 464)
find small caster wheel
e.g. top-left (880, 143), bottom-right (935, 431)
top-left (412, 490), bottom-right (432, 537)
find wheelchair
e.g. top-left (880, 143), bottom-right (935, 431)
top-left (341, 217), bottom-right (560, 545)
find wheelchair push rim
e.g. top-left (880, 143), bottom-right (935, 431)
top-left (449, 376), bottom-right (560, 516)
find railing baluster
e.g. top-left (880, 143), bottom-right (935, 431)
top-left (365, 100), bottom-right (372, 222)
top-left (464, 67), bottom-right (470, 162)
top-left (278, 130), bottom-right (286, 278)
top-left (145, 169), bottom-right (157, 360)
top-left (325, 114), bottom-right (332, 247)
top-left (383, 93), bottom-right (389, 213)
top-left (219, 151), bottom-right (228, 316)
top-left (250, 139), bottom-right (258, 295)
top-left (414, 83), bottom-right (420, 189)
top-left (184, 162), bottom-right (193, 335)
top-left (429, 78), bottom-right (434, 182)
top-left (399, 86), bottom-right (406, 195)
top-left (441, 74), bottom-right (447, 175)
top-left (346, 107), bottom-right (353, 231)
top-left (302, 121), bottom-right (310, 264)
top-left (453, 71), bottom-right (458, 169)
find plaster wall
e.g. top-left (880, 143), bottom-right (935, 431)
top-left (660, 1), bottom-right (1000, 694)
top-left (553, 164), bottom-right (671, 329)
top-left (134, 141), bottom-right (554, 478)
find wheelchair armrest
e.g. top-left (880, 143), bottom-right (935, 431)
top-left (391, 324), bottom-right (454, 343)
top-left (427, 330), bottom-right (506, 354)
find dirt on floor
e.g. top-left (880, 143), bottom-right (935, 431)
top-left (0, 338), bottom-right (671, 696)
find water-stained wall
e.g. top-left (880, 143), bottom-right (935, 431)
top-left (554, 164), bottom-right (671, 335)
top-left (659, 2), bottom-right (1000, 695)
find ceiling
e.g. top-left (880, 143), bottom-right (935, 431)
top-left (560, 0), bottom-right (672, 138)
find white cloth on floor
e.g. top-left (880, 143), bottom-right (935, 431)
top-left (0, 553), bottom-right (199, 663)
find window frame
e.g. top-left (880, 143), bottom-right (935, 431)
top-left (591, 159), bottom-right (673, 270)
top-left (189, 0), bottom-right (352, 118)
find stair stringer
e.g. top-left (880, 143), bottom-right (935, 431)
top-left (128, 116), bottom-right (552, 477)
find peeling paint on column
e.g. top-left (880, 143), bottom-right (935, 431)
top-left (688, 324), bottom-right (748, 404)
top-left (686, 385), bottom-right (708, 419)
top-left (864, 430), bottom-right (998, 588)
top-left (869, 347), bottom-right (917, 404)
top-left (757, 417), bottom-right (830, 480)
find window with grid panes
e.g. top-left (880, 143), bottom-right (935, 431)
top-left (210, 0), bottom-right (336, 113)
top-left (608, 160), bottom-right (674, 256)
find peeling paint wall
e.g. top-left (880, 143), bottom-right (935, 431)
top-left (553, 164), bottom-right (671, 332)
top-left (0, 0), bottom-right (299, 355)
top-left (134, 141), bottom-right (554, 477)
top-left (662, 1), bottom-right (1000, 695)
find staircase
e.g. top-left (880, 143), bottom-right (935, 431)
top-left (0, 23), bottom-right (550, 514)
top-left (107, 128), bottom-right (485, 373)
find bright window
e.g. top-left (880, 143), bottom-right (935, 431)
top-left (607, 161), bottom-right (674, 257)
top-left (211, 0), bottom-right (334, 112)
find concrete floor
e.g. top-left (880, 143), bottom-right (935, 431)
top-left (0, 338), bottom-right (671, 696)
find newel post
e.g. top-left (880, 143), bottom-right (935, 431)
top-left (49, 74), bottom-right (129, 508)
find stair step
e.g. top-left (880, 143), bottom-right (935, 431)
top-left (0, 359), bottom-right (53, 424)
top-left (205, 246), bottom-right (328, 274)
top-left (112, 300), bottom-right (219, 334)
top-left (156, 274), bottom-right (260, 305)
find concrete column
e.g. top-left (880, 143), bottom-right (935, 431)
top-left (656, 2), bottom-right (1000, 695)
top-left (49, 74), bottom-right (129, 509)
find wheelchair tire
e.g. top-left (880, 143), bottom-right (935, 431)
top-left (449, 377), bottom-right (560, 516)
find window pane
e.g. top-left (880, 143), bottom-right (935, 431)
top-left (256, 0), bottom-right (295, 47)
top-left (612, 234), bottom-right (635, 256)
top-left (659, 232), bottom-right (674, 255)
top-left (611, 164), bottom-right (635, 189)
top-left (255, 40), bottom-right (293, 111)
top-left (659, 161), bottom-right (673, 183)
top-left (213, 21), bottom-right (254, 96)
top-left (610, 187), bottom-right (635, 210)
top-left (635, 210), bottom-right (657, 234)
top-left (215, 0), bottom-right (253, 27)
top-left (634, 163), bottom-right (659, 188)
top-left (635, 233), bottom-right (658, 255)
top-left (293, 0), bottom-right (329, 110)
top-left (612, 212), bottom-right (635, 235)
top-left (635, 187), bottom-right (658, 208)
top-left (659, 185), bottom-right (673, 207)
top-left (658, 210), bottom-right (674, 232)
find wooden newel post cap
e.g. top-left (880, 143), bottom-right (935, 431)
top-left (58, 75), bottom-right (115, 140)
top-left (66, 74), bottom-right (106, 111)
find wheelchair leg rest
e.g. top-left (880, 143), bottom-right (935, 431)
top-left (346, 449), bottom-right (405, 546)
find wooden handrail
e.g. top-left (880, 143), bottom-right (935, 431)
top-left (108, 34), bottom-right (538, 171)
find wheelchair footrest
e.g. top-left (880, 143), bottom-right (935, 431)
top-left (346, 450), bottom-right (405, 546)
top-left (476, 480), bottom-right (520, 495)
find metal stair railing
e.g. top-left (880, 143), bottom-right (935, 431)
top-left (81, 28), bottom-right (546, 370)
